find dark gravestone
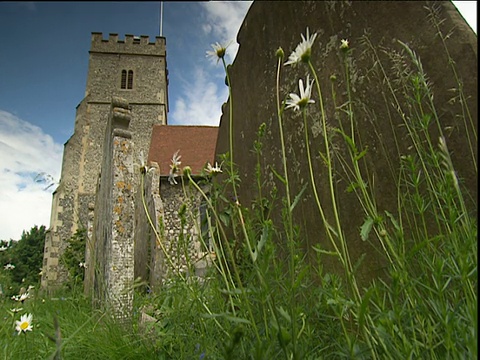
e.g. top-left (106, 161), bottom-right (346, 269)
top-left (215, 1), bottom-right (477, 284)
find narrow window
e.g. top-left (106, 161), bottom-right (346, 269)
top-left (127, 70), bottom-right (134, 89)
top-left (120, 70), bottom-right (127, 89)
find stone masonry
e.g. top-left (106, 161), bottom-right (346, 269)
top-left (42, 33), bottom-right (168, 290)
top-left (41, 33), bottom-right (219, 317)
top-left (89, 97), bottom-right (135, 318)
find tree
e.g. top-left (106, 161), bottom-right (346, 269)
top-left (10, 225), bottom-right (46, 286)
top-left (0, 225), bottom-right (46, 295)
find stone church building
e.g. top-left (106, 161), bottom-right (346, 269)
top-left (41, 32), bottom-right (218, 314)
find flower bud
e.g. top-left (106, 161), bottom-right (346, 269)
top-left (276, 47), bottom-right (284, 59)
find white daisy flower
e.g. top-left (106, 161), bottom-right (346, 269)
top-left (15, 313), bottom-right (33, 335)
top-left (284, 27), bottom-right (317, 66)
top-left (285, 75), bottom-right (315, 111)
top-left (205, 162), bottom-right (223, 175)
top-left (168, 150), bottom-right (182, 185)
top-left (206, 41), bottom-right (232, 63)
top-left (18, 292), bottom-right (29, 303)
top-left (340, 39), bottom-right (349, 50)
top-left (4, 263), bottom-right (15, 270)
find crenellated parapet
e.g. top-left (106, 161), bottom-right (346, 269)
top-left (90, 32), bottom-right (166, 56)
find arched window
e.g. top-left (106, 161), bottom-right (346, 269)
top-left (127, 70), bottom-right (133, 89)
top-left (120, 70), bottom-right (127, 89)
top-left (120, 69), bottom-right (134, 89)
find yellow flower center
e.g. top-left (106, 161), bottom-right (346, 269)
top-left (298, 98), bottom-right (309, 108)
top-left (216, 48), bottom-right (226, 59)
top-left (20, 322), bottom-right (29, 330)
top-left (300, 48), bottom-right (311, 63)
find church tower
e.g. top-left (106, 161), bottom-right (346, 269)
top-left (41, 33), bottom-right (168, 289)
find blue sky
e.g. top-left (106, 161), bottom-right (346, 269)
top-left (0, 1), bottom-right (476, 241)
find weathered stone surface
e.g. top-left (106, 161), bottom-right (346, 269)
top-left (42, 32), bottom-right (168, 290)
top-left (156, 178), bottom-right (212, 281)
top-left (90, 98), bottom-right (135, 319)
top-left (41, 30), bottom-right (220, 316)
top-left (215, 1), bottom-right (477, 283)
top-left (134, 161), bottom-right (164, 289)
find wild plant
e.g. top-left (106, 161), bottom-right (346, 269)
top-left (140, 19), bottom-right (477, 359)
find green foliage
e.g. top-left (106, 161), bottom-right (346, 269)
top-left (61, 228), bottom-right (87, 289)
top-left (0, 225), bottom-right (46, 296)
top-left (0, 292), bottom-right (162, 359)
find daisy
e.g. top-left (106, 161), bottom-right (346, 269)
top-left (4, 263), bottom-right (15, 270)
top-left (285, 75), bottom-right (315, 111)
top-left (284, 27), bottom-right (317, 66)
top-left (0, 245), bottom-right (7, 251)
top-left (340, 39), bottom-right (349, 50)
top-left (15, 313), bottom-right (33, 335)
top-left (137, 150), bottom-right (156, 175)
top-left (205, 162), bottom-right (222, 175)
top-left (168, 150), bottom-right (181, 185)
top-left (18, 292), bottom-right (29, 303)
top-left (206, 41), bottom-right (232, 64)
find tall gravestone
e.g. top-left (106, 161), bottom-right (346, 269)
top-left (89, 97), bottom-right (135, 319)
top-left (215, 1), bottom-right (477, 283)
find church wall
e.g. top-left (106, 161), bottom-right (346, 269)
top-left (157, 178), bottom-right (212, 281)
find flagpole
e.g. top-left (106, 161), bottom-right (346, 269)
top-left (159, 1), bottom-right (164, 36)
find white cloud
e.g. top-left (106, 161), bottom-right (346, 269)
top-left (0, 110), bottom-right (63, 241)
top-left (169, 2), bottom-right (252, 126)
top-left (200, 1), bottom-right (253, 63)
top-left (170, 66), bottom-right (229, 126)
top-left (452, 1), bottom-right (477, 33)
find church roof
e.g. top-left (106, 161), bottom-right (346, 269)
top-left (148, 125), bottom-right (219, 176)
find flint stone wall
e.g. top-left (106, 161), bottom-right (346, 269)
top-left (133, 166), bottom-right (213, 291)
top-left (158, 178), bottom-right (212, 281)
top-left (90, 97), bottom-right (135, 319)
top-left (216, 1), bottom-right (477, 284)
top-left (42, 32), bottom-right (168, 291)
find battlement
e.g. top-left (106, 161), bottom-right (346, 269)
top-left (90, 32), bottom-right (166, 56)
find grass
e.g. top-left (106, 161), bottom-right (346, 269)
top-left (0, 290), bottom-right (161, 359)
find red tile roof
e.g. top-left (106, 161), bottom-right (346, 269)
top-left (148, 125), bottom-right (219, 176)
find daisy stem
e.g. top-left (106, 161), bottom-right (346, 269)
top-left (276, 55), bottom-right (298, 355)
top-left (307, 60), bottom-right (360, 301)
top-left (222, 57), bottom-right (239, 204)
top-left (24, 332), bottom-right (27, 353)
top-left (187, 172), bottom-right (262, 343)
top-left (276, 57), bottom-right (293, 229)
top-left (140, 172), bottom-right (228, 335)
